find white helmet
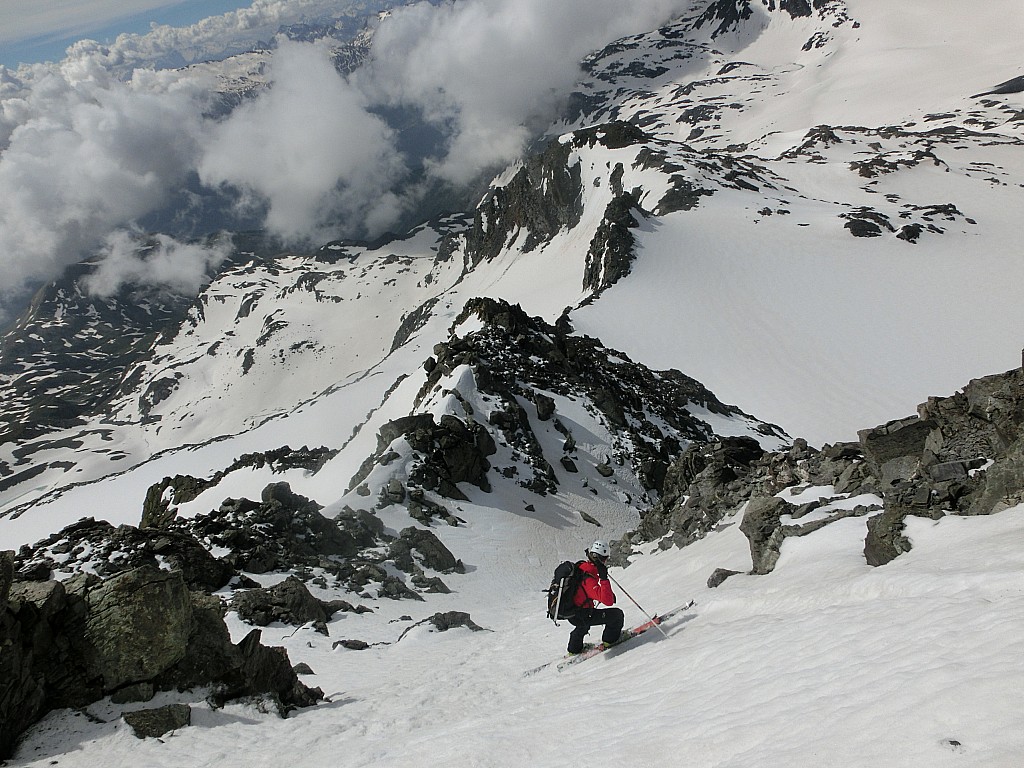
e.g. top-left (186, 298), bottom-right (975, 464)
top-left (588, 540), bottom-right (610, 558)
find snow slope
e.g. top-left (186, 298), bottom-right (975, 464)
top-left (11, 494), bottom-right (1024, 767)
top-left (568, 0), bottom-right (1024, 444)
top-left (4, 3), bottom-right (1024, 765)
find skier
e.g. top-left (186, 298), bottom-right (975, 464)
top-left (566, 540), bottom-right (625, 654)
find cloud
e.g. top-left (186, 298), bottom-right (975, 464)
top-left (198, 38), bottom-right (406, 243)
top-left (83, 229), bottom-right (234, 297)
top-left (0, 63), bottom-right (211, 320)
top-left (0, 0), bottom-right (692, 324)
top-left (362, 0), bottom-right (690, 185)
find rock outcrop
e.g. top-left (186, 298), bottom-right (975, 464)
top-left (623, 365), bottom-right (1024, 572)
top-left (0, 563), bottom-right (321, 759)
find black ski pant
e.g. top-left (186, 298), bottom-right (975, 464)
top-left (567, 607), bottom-right (624, 653)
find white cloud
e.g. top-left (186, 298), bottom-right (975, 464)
top-left (0, 0), bottom-right (693, 322)
top-left (362, 0), bottom-right (690, 184)
top-left (198, 38), bottom-right (406, 244)
top-left (83, 229), bottom-right (234, 297)
top-left (0, 64), bottom-right (210, 319)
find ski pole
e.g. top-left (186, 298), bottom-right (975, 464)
top-left (607, 573), bottom-right (669, 638)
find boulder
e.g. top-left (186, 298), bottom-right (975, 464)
top-left (231, 576), bottom-right (336, 630)
top-left (707, 568), bottom-right (742, 588)
top-left (863, 507), bottom-right (913, 566)
top-left (1, 566), bottom-right (322, 759)
top-left (428, 611), bottom-right (487, 632)
top-left (967, 436), bottom-right (1024, 516)
top-left (123, 704), bottom-right (191, 739)
top-left (209, 629), bottom-right (322, 711)
top-left (739, 496), bottom-right (797, 575)
top-left (83, 566), bottom-right (192, 691)
top-left (535, 393), bottom-right (556, 421)
top-left (859, 416), bottom-right (936, 486)
top-left (389, 527), bottom-right (463, 574)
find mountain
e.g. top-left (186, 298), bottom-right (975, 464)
top-left (2, 1), bottom-right (1024, 764)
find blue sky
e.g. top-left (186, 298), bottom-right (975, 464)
top-left (0, 0), bottom-right (256, 68)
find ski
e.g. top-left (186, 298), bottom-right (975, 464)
top-left (524, 600), bottom-right (694, 677)
top-left (555, 600), bottom-right (694, 671)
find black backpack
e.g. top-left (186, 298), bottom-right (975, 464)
top-left (546, 560), bottom-right (588, 622)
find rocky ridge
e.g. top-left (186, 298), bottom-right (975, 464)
top-left (348, 297), bottom-right (787, 522)
top-left (2, 0), bottom-right (1024, 757)
top-left (620, 363), bottom-right (1024, 578)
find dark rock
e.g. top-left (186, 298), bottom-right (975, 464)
top-left (859, 416), bottom-right (937, 486)
top-left (428, 611), bottom-right (487, 632)
top-left (292, 662), bottom-right (315, 675)
top-left (389, 527), bottom-right (463, 574)
top-left (707, 568), bottom-right (741, 588)
top-left (864, 507), bottom-right (913, 566)
top-left (209, 628), bottom-right (323, 712)
top-left (1, 564), bottom-right (321, 759)
top-left (232, 576), bottom-right (337, 630)
top-left (739, 496), bottom-right (797, 575)
top-left (123, 703), bottom-right (191, 739)
top-left (180, 482), bottom-right (370, 574)
top-left (967, 436), bottom-right (1024, 515)
top-left (635, 436), bottom-right (769, 547)
top-left (860, 416), bottom-right (935, 466)
top-left (333, 639), bottom-right (370, 650)
top-left (842, 208), bottom-right (893, 237)
top-left (583, 188), bottom-right (641, 294)
top-left (412, 574), bottom-right (452, 593)
top-left (0, 550), bottom-right (12, 604)
top-left (83, 566), bottom-right (192, 690)
top-left (13, 518), bottom-right (233, 592)
top-left (355, 413), bottom-right (495, 502)
top-left (111, 682), bottom-right (155, 704)
top-left (535, 393), bottom-right (556, 421)
top-left (141, 474), bottom-right (214, 529)
top-left (464, 135), bottom-right (583, 265)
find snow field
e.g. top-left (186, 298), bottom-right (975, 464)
top-left (11, 500), bottom-right (1024, 767)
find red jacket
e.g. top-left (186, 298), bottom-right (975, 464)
top-left (573, 560), bottom-right (616, 609)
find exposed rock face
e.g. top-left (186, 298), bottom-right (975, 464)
top-left (464, 135), bottom-right (583, 266)
top-left (173, 482), bottom-right (381, 574)
top-left (389, 527), bottom-right (464, 574)
top-left (83, 566), bottom-right (193, 690)
top-left (353, 413), bottom-right (496, 502)
top-left (631, 436), bottom-right (772, 549)
top-left (398, 297), bottom-right (786, 511)
top-left (583, 186), bottom-right (641, 294)
top-left (625, 366), bottom-right (1024, 571)
top-left (0, 565), bottom-right (321, 759)
top-left (739, 496), bottom-right (797, 575)
top-left (14, 517), bottom-right (233, 591)
top-left (141, 446), bottom-right (338, 530)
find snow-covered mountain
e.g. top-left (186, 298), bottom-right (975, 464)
top-left (2, 1), bottom-right (1024, 765)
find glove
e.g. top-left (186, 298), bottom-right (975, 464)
top-left (596, 562), bottom-right (608, 580)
